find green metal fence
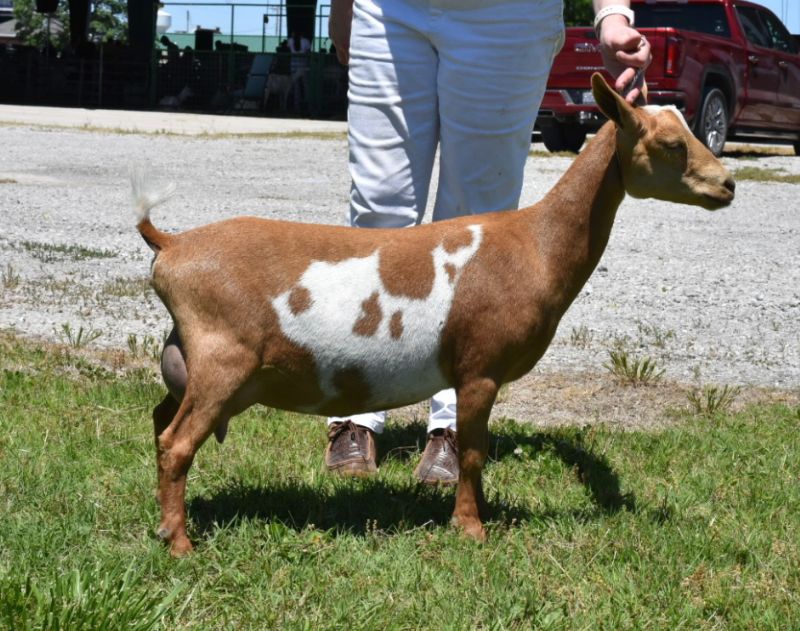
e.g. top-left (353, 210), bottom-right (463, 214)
top-left (152, 1), bottom-right (345, 116)
top-left (0, 1), bottom-right (346, 118)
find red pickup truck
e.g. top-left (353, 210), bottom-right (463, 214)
top-left (538, 0), bottom-right (800, 155)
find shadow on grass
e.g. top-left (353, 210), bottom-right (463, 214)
top-left (489, 424), bottom-right (637, 514)
top-left (187, 421), bottom-right (635, 539)
top-left (189, 477), bottom-right (481, 537)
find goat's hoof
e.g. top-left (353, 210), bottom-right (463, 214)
top-left (169, 537), bottom-right (193, 557)
top-left (451, 515), bottom-right (487, 542)
top-left (156, 526), bottom-right (172, 541)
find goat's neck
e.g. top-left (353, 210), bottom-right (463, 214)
top-left (525, 122), bottom-right (625, 304)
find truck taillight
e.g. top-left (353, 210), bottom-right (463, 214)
top-left (665, 36), bottom-right (684, 76)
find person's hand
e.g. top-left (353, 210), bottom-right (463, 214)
top-left (329, 0), bottom-right (354, 65)
top-left (598, 14), bottom-right (651, 104)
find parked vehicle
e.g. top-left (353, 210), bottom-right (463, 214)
top-left (538, 0), bottom-right (800, 155)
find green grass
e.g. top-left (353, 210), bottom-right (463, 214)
top-left (101, 276), bottom-right (152, 299)
top-left (604, 349), bottom-right (665, 386)
top-left (56, 323), bottom-right (103, 348)
top-left (636, 320), bottom-right (676, 349)
top-left (569, 325), bottom-right (594, 349)
top-left (732, 167), bottom-right (800, 185)
top-left (1, 333), bottom-right (799, 629)
top-left (127, 333), bottom-right (165, 362)
top-left (2, 263), bottom-right (20, 290)
top-left (18, 240), bottom-right (117, 263)
top-left (687, 385), bottom-right (742, 418)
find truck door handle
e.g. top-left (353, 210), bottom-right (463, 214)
top-left (748, 55), bottom-right (759, 64)
top-left (778, 60), bottom-right (788, 69)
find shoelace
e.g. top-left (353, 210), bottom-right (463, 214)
top-left (329, 420), bottom-right (361, 444)
top-left (442, 429), bottom-right (457, 454)
top-left (430, 428), bottom-right (457, 454)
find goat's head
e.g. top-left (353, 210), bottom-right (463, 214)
top-left (591, 73), bottom-right (735, 210)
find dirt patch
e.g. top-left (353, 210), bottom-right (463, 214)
top-left (372, 369), bottom-right (798, 431)
top-left (490, 370), bottom-right (798, 430)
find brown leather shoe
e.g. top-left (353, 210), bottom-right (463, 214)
top-left (324, 420), bottom-right (377, 476)
top-left (414, 428), bottom-right (459, 486)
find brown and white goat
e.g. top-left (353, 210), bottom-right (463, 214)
top-left (135, 74), bottom-right (734, 556)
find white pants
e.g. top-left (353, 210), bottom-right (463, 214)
top-left (330, 0), bottom-right (564, 434)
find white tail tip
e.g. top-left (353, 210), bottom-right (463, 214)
top-left (130, 167), bottom-right (176, 224)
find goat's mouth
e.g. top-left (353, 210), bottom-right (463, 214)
top-left (700, 191), bottom-right (733, 210)
top-left (699, 178), bottom-right (735, 210)
top-left (686, 173), bottom-right (735, 210)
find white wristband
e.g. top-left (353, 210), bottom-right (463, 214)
top-left (594, 5), bottom-right (635, 34)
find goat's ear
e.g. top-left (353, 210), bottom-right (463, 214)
top-left (591, 73), bottom-right (641, 134)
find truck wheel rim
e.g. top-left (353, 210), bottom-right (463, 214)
top-left (703, 95), bottom-right (727, 155)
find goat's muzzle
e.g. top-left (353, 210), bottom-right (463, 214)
top-left (701, 176), bottom-right (735, 210)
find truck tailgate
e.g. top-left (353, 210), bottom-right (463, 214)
top-left (547, 26), bottom-right (676, 90)
top-left (541, 26), bottom-right (689, 123)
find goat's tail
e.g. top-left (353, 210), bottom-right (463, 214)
top-left (131, 168), bottom-right (177, 253)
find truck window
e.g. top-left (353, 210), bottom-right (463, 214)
top-left (758, 10), bottom-right (798, 54)
top-left (635, 5), bottom-right (731, 38)
top-left (735, 6), bottom-right (771, 48)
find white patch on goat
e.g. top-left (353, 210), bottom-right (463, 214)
top-left (272, 225), bottom-right (483, 412)
top-left (642, 104), bottom-right (692, 132)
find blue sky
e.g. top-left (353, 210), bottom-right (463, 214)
top-left (161, 1), bottom-right (329, 40)
top-left (161, 1), bottom-right (799, 38)
top-left (752, 0), bottom-right (799, 33)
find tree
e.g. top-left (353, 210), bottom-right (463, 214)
top-left (88, 0), bottom-right (127, 44)
top-left (12, 0), bottom-right (70, 49)
top-left (12, 0), bottom-right (127, 49)
top-left (564, 0), bottom-right (594, 27)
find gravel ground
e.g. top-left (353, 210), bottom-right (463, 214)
top-left (0, 123), bottom-right (798, 425)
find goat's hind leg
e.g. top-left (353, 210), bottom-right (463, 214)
top-left (452, 378), bottom-right (497, 542)
top-left (153, 394), bottom-right (179, 504)
top-left (159, 327), bottom-right (229, 444)
top-left (154, 341), bottom-right (260, 556)
top-left (154, 393), bottom-right (215, 556)
top-left (152, 328), bottom-right (188, 505)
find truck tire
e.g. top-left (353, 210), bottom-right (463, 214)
top-left (695, 88), bottom-right (728, 157)
top-left (541, 123), bottom-right (587, 153)
top-left (794, 141), bottom-right (800, 156)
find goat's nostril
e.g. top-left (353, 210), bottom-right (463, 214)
top-left (724, 177), bottom-right (736, 194)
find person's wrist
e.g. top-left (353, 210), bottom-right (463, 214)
top-left (597, 14), bottom-right (631, 43)
top-left (595, 6), bottom-right (634, 38)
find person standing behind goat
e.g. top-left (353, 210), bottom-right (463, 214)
top-left (289, 31), bottom-right (312, 111)
top-left (324, 0), bottom-right (651, 483)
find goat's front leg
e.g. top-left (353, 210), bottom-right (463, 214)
top-left (452, 378), bottom-right (497, 541)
